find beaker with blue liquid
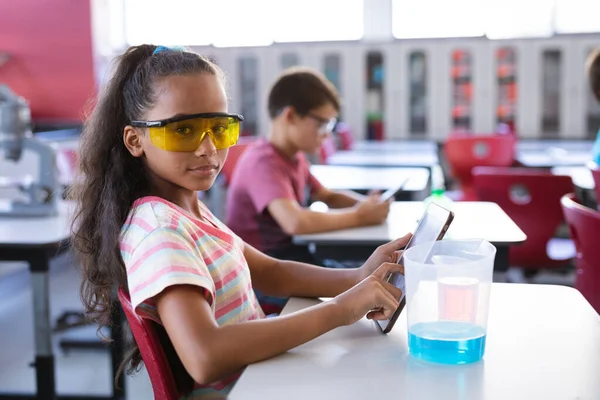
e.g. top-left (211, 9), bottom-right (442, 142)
top-left (403, 239), bottom-right (496, 364)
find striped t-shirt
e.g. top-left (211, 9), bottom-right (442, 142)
top-left (120, 196), bottom-right (265, 399)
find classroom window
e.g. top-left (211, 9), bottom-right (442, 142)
top-left (281, 53), bottom-right (299, 70)
top-left (496, 47), bottom-right (517, 132)
top-left (392, 0), bottom-right (484, 39)
top-left (211, 0), bottom-right (274, 47)
top-left (409, 51), bottom-right (427, 135)
top-left (123, 0), bottom-right (362, 47)
top-left (273, 0), bottom-right (363, 42)
top-left (365, 52), bottom-right (384, 141)
top-left (125, 0), bottom-right (215, 46)
top-left (239, 57), bottom-right (258, 136)
top-left (485, 0), bottom-right (553, 39)
top-left (451, 49), bottom-right (473, 132)
top-left (541, 50), bottom-right (562, 136)
top-left (392, 0), bottom-right (553, 40)
top-left (555, 0), bottom-right (600, 34)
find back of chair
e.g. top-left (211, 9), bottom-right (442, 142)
top-left (444, 135), bottom-right (516, 200)
top-left (472, 167), bottom-right (574, 268)
top-left (561, 193), bottom-right (600, 314)
top-left (589, 162), bottom-right (600, 204)
top-left (221, 138), bottom-right (255, 186)
top-left (335, 122), bottom-right (354, 150)
top-left (117, 288), bottom-right (182, 400)
top-left (320, 136), bottom-right (338, 163)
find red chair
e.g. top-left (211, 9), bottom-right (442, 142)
top-left (320, 136), bottom-right (337, 163)
top-left (472, 167), bottom-right (574, 270)
top-left (335, 122), bottom-right (354, 150)
top-left (444, 135), bottom-right (516, 200)
top-left (221, 137), bottom-right (256, 186)
top-left (561, 193), bottom-right (600, 314)
top-left (589, 162), bottom-right (600, 206)
top-left (117, 287), bottom-right (190, 400)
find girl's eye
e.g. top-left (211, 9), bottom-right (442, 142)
top-left (212, 125), bottom-right (227, 135)
top-left (175, 126), bottom-right (193, 136)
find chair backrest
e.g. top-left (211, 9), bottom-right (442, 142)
top-left (320, 136), bottom-right (338, 163)
top-left (589, 162), bottom-right (600, 204)
top-left (335, 122), bottom-right (354, 150)
top-left (561, 193), bottom-right (600, 314)
top-left (117, 287), bottom-right (182, 400)
top-left (472, 167), bottom-right (574, 268)
top-left (444, 135), bottom-right (516, 200)
top-left (220, 137), bottom-right (255, 186)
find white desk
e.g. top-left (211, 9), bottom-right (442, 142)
top-left (0, 203), bottom-right (71, 399)
top-left (517, 149), bottom-right (592, 168)
top-left (327, 151), bottom-right (439, 169)
top-left (552, 166), bottom-right (595, 191)
top-left (516, 140), bottom-right (594, 152)
top-left (229, 284), bottom-right (600, 400)
top-left (310, 165), bottom-right (430, 199)
top-left (0, 203), bottom-right (124, 399)
top-left (351, 140), bottom-right (437, 153)
top-left (295, 201), bottom-right (526, 247)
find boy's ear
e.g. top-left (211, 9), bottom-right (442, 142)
top-left (123, 126), bottom-right (145, 157)
top-left (280, 106), bottom-right (299, 125)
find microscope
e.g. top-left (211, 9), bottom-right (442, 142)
top-left (0, 85), bottom-right (59, 217)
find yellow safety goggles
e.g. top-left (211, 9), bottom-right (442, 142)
top-left (131, 112), bottom-right (243, 152)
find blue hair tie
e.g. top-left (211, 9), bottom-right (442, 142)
top-left (152, 45), bottom-right (186, 55)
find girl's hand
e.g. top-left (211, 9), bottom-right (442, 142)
top-left (332, 262), bottom-right (405, 326)
top-left (356, 233), bottom-right (412, 282)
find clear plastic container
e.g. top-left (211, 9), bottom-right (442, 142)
top-left (403, 239), bottom-right (496, 364)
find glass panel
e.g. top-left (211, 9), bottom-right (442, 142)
top-left (485, 0), bottom-right (553, 39)
top-left (211, 0), bottom-right (273, 47)
top-left (273, 0), bottom-right (363, 42)
top-left (587, 49), bottom-right (600, 139)
top-left (555, 0), bottom-right (600, 34)
top-left (409, 51), bottom-right (427, 135)
top-left (496, 47), bottom-right (517, 133)
top-left (392, 0), bottom-right (484, 39)
top-left (451, 49), bottom-right (473, 132)
top-left (541, 50), bottom-right (562, 136)
top-left (281, 53), bottom-right (299, 70)
top-left (366, 52), bottom-right (384, 141)
top-left (323, 54), bottom-right (341, 94)
top-left (239, 57), bottom-right (258, 136)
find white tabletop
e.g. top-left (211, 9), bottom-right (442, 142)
top-left (327, 151), bottom-right (439, 168)
top-left (516, 140), bottom-right (594, 152)
top-left (295, 201), bottom-right (526, 246)
top-left (517, 149), bottom-right (592, 168)
top-left (552, 166), bottom-right (596, 190)
top-left (0, 201), bottom-right (72, 247)
top-left (229, 284), bottom-right (600, 400)
top-left (351, 140), bottom-right (438, 153)
top-left (310, 165), bottom-right (430, 192)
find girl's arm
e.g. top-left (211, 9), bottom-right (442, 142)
top-left (245, 234), bottom-right (411, 299)
top-left (156, 263), bottom-right (402, 385)
top-left (245, 243), bottom-right (361, 298)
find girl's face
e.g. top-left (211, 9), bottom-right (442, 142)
top-left (124, 73), bottom-right (230, 193)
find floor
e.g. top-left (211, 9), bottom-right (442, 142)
top-left (0, 250), bottom-right (576, 399)
top-left (0, 254), bottom-right (153, 399)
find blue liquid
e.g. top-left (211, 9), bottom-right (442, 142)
top-left (408, 321), bottom-right (486, 364)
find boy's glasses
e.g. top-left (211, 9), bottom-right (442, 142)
top-left (131, 113), bottom-right (244, 152)
top-left (306, 113), bottom-right (337, 134)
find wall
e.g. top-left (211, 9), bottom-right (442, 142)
top-left (192, 34), bottom-right (600, 141)
top-left (0, 0), bottom-right (96, 123)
